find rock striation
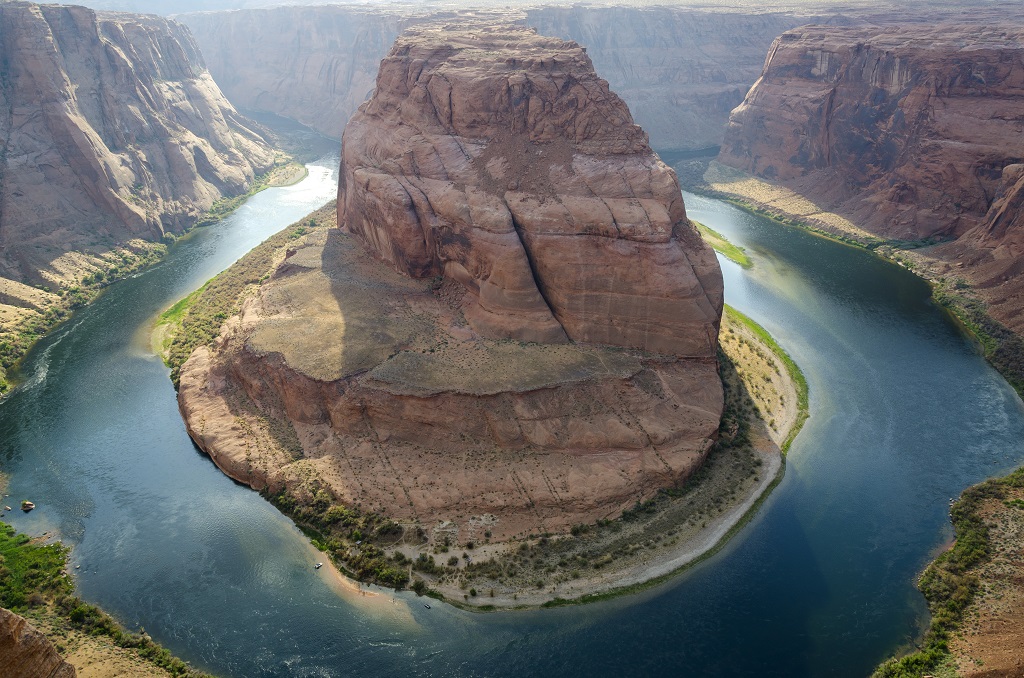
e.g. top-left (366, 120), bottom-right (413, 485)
top-left (720, 24), bottom-right (1024, 242)
top-left (339, 21), bottom-right (723, 356)
top-left (717, 23), bottom-right (1024, 332)
top-left (0, 2), bottom-right (276, 286)
top-left (177, 23), bottom-right (724, 543)
top-left (0, 607), bottom-right (76, 678)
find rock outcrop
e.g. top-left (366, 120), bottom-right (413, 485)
top-left (719, 24), bottom-right (1024, 242)
top-left (0, 3), bottom-right (276, 286)
top-left (339, 21), bottom-right (722, 356)
top-left (178, 24), bottom-right (724, 543)
top-left (0, 607), bottom-right (76, 678)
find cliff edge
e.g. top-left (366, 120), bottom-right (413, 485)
top-left (0, 607), bottom-right (76, 678)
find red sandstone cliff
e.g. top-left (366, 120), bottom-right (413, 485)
top-left (719, 24), bottom-right (1024, 242)
top-left (717, 23), bottom-right (1024, 333)
top-left (0, 3), bottom-right (276, 285)
top-left (0, 607), bottom-right (76, 678)
top-left (339, 21), bottom-right (723, 356)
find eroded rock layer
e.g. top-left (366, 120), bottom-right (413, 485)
top-left (179, 24), bottom-right (724, 542)
top-left (718, 23), bottom-right (1024, 332)
top-left (0, 2), bottom-right (276, 285)
top-left (0, 607), bottom-right (76, 678)
top-left (339, 22), bottom-right (723, 357)
top-left (720, 24), bottom-right (1024, 242)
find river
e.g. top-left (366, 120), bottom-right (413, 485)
top-left (2, 159), bottom-right (1023, 677)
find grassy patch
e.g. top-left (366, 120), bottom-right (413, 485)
top-left (0, 523), bottom-right (208, 676)
top-left (693, 219), bottom-right (752, 268)
top-left (723, 305), bottom-right (809, 453)
top-left (932, 283), bottom-right (1024, 399)
top-left (872, 468), bottom-right (1024, 677)
top-left (161, 203), bottom-right (336, 386)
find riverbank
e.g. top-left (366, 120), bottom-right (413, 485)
top-left (700, 161), bottom-right (1024, 401)
top-left (0, 154), bottom-right (304, 397)
top-left (0, 524), bottom-right (209, 677)
top-left (874, 468), bottom-right (1024, 678)
top-left (423, 304), bottom-right (806, 610)
top-left (697, 159), bottom-right (1024, 678)
top-left (158, 202), bottom-right (807, 608)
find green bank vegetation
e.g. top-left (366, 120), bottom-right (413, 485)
top-left (157, 203), bottom-right (335, 386)
top-left (0, 523), bottom-right (209, 677)
top-left (693, 219), bottom-right (752, 268)
top-left (723, 305), bottom-right (809, 453)
top-left (1, 242), bottom-right (166, 395)
top-left (1, 157), bottom-right (304, 396)
top-left (873, 467), bottom-right (1024, 678)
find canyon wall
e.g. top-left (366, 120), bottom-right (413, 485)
top-left (181, 5), bottom-right (802, 151)
top-left (0, 2), bottom-right (276, 287)
top-left (719, 24), bottom-right (1024, 242)
top-left (180, 7), bottom-right (407, 140)
top-left (717, 23), bottom-right (1024, 332)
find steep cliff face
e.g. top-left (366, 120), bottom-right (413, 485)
top-left (0, 607), bottom-right (76, 678)
top-left (719, 24), bottom-right (1024, 242)
top-left (182, 5), bottom-right (800, 152)
top-left (181, 6), bottom-right (406, 141)
top-left (178, 24), bottom-right (724, 543)
top-left (525, 6), bottom-right (803, 152)
top-left (339, 21), bottom-right (723, 356)
top-left (0, 2), bottom-right (276, 285)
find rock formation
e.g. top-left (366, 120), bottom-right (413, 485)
top-left (0, 3), bottom-right (276, 287)
top-left (338, 21), bottom-right (722, 356)
top-left (717, 23), bottom-right (1024, 332)
top-left (177, 23), bottom-right (724, 543)
top-left (0, 607), bottom-right (76, 678)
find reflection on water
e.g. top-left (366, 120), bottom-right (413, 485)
top-left (1, 172), bottom-right (1023, 677)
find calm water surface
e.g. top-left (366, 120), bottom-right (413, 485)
top-left (2, 167), bottom-right (1023, 677)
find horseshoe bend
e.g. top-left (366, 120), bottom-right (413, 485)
top-left (171, 21), bottom-right (795, 604)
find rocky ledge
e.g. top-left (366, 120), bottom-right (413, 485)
top-left (0, 607), bottom-right (76, 678)
top-left (177, 22), bottom-right (724, 546)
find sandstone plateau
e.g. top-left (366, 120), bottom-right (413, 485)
top-left (177, 22), bottom-right (724, 544)
top-left (0, 607), bottom-right (76, 678)
top-left (717, 22), bottom-right (1024, 333)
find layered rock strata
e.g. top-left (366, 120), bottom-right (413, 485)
top-left (178, 24), bottom-right (724, 542)
top-left (717, 23), bottom-right (1024, 332)
top-left (0, 3), bottom-right (276, 286)
top-left (0, 607), bottom-right (76, 678)
top-left (339, 21), bottom-right (723, 356)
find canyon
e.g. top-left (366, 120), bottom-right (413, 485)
top-left (175, 21), bottom-right (726, 551)
top-left (716, 22), bottom-right (1024, 335)
top-left (0, 2), bottom-right (275, 389)
top-left (180, 4), bottom-right (803, 153)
